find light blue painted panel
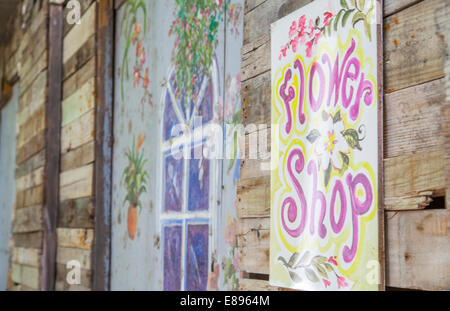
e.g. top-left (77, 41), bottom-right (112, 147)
top-left (0, 84), bottom-right (18, 291)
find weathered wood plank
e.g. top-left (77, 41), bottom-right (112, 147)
top-left (62, 78), bottom-right (95, 127)
top-left (58, 197), bottom-right (94, 229)
top-left (13, 231), bottom-right (42, 249)
top-left (11, 263), bottom-right (39, 290)
top-left (386, 210), bottom-right (450, 290)
top-left (63, 56), bottom-right (95, 100)
top-left (384, 0), bottom-right (422, 17)
top-left (16, 130), bottom-right (45, 165)
top-left (57, 228), bottom-right (94, 250)
top-left (63, 0), bottom-right (96, 36)
top-left (384, 78), bottom-right (446, 158)
top-left (61, 140), bottom-right (95, 172)
top-left (16, 184), bottom-right (44, 209)
top-left (61, 109), bottom-right (95, 154)
top-left (60, 164), bottom-right (94, 201)
top-left (18, 70), bottom-right (46, 126)
top-left (384, 0), bottom-right (447, 92)
top-left (238, 217), bottom-right (270, 274)
top-left (13, 205), bottom-right (42, 234)
top-left (17, 106), bottom-right (46, 149)
top-left (237, 176), bottom-right (271, 219)
top-left (11, 247), bottom-right (40, 267)
top-left (241, 70), bottom-right (271, 126)
top-left (56, 263), bottom-right (92, 290)
top-left (239, 278), bottom-right (278, 291)
top-left (16, 167), bottom-right (45, 192)
top-left (384, 149), bottom-right (446, 206)
top-left (15, 149), bottom-right (46, 179)
top-left (63, 2), bottom-right (96, 64)
top-left (56, 247), bottom-right (91, 270)
top-left (20, 49), bottom-right (47, 97)
top-left (63, 34), bottom-right (95, 81)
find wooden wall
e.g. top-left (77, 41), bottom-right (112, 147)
top-left (238, 0), bottom-right (450, 291)
top-left (2, 0), bottom-right (48, 291)
top-left (56, 0), bottom-right (96, 291)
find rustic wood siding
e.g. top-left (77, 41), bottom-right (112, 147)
top-left (238, 0), bottom-right (450, 291)
top-left (1, 0), bottom-right (48, 291)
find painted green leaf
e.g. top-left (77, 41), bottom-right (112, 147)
top-left (313, 255), bottom-right (328, 264)
top-left (352, 11), bottom-right (366, 28)
top-left (289, 271), bottom-right (302, 284)
top-left (324, 162), bottom-right (332, 187)
top-left (340, 152), bottom-right (350, 175)
top-left (305, 268), bottom-right (319, 283)
top-left (287, 252), bottom-right (301, 267)
top-left (358, 0), bottom-right (366, 11)
top-left (365, 6), bottom-right (374, 41)
top-left (340, 0), bottom-right (349, 9)
top-left (342, 9), bottom-right (355, 27)
top-left (314, 263), bottom-right (328, 279)
top-left (296, 251), bottom-right (311, 267)
top-left (306, 129), bottom-right (321, 144)
top-left (324, 263), bottom-right (335, 272)
top-left (333, 110), bottom-right (341, 123)
top-left (334, 9), bottom-right (345, 32)
top-left (343, 128), bottom-right (362, 150)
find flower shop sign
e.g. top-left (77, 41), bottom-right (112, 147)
top-left (270, 0), bottom-right (383, 291)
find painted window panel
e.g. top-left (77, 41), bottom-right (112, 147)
top-left (188, 144), bottom-right (210, 212)
top-left (185, 223), bottom-right (209, 291)
top-left (163, 224), bottom-right (183, 291)
top-left (163, 150), bottom-right (184, 212)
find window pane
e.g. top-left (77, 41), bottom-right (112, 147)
top-left (163, 150), bottom-right (184, 212)
top-left (188, 145), bottom-right (209, 212)
top-left (163, 224), bottom-right (182, 291)
top-left (163, 90), bottom-right (179, 141)
top-left (185, 223), bottom-right (209, 291)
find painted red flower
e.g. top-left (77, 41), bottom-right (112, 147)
top-left (324, 12), bottom-right (333, 27)
top-left (328, 256), bottom-right (338, 266)
top-left (139, 48), bottom-right (146, 67)
top-left (290, 36), bottom-right (299, 53)
top-left (337, 276), bottom-right (348, 289)
top-left (132, 23), bottom-right (141, 45)
top-left (281, 45), bottom-right (288, 57)
top-left (298, 15), bottom-right (307, 31)
top-left (323, 279), bottom-right (331, 288)
top-left (136, 40), bottom-right (143, 58)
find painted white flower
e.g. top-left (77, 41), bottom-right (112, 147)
top-left (314, 118), bottom-right (348, 171)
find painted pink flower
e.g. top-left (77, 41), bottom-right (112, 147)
top-left (308, 19), bottom-right (315, 38)
top-left (324, 12), bottom-right (333, 26)
top-left (136, 40), bottom-right (143, 58)
top-left (281, 45), bottom-right (288, 57)
top-left (290, 36), bottom-right (299, 53)
top-left (132, 23), bottom-right (141, 45)
top-left (289, 21), bottom-right (297, 38)
top-left (143, 68), bottom-right (149, 89)
top-left (306, 40), bottom-right (313, 57)
top-left (298, 15), bottom-right (307, 30)
top-left (328, 256), bottom-right (338, 266)
top-left (314, 30), bottom-right (323, 44)
top-left (323, 279), bottom-right (331, 288)
top-left (337, 276), bottom-right (348, 289)
top-left (139, 48), bottom-right (146, 67)
top-left (133, 67), bottom-right (140, 88)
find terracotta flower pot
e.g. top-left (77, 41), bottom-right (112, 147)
top-left (127, 205), bottom-right (138, 240)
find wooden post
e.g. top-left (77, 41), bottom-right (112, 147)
top-left (93, 0), bottom-right (114, 291)
top-left (41, 0), bottom-right (63, 291)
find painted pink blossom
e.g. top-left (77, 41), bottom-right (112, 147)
top-left (337, 276), bottom-right (348, 289)
top-left (139, 48), bottom-right (146, 67)
top-left (143, 68), bottom-right (149, 89)
top-left (133, 67), bottom-right (140, 88)
top-left (323, 279), bottom-right (331, 288)
top-left (328, 256), bottom-right (338, 266)
top-left (305, 40), bottom-right (313, 57)
top-left (324, 12), bottom-right (333, 26)
top-left (289, 21), bottom-right (297, 38)
top-left (290, 36), bottom-right (299, 53)
top-left (281, 45), bottom-right (288, 57)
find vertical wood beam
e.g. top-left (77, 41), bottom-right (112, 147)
top-left (93, 0), bottom-right (114, 291)
top-left (41, 1), bottom-right (63, 291)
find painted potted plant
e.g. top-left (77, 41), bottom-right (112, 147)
top-left (122, 134), bottom-right (148, 240)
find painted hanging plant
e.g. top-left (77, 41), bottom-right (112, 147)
top-left (122, 134), bottom-right (149, 240)
top-left (278, 251), bottom-right (349, 289)
top-left (279, 0), bottom-right (375, 60)
top-left (169, 0), bottom-right (228, 108)
top-left (119, 0), bottom-right (153, 106)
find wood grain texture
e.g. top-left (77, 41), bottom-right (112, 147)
top-left (61, 109), bottom-right (95, 154)
top-left (61, 140), bottom-right (95, 172)
top-left (59, 164), bottom-right (94, 201)
top-left (58, 197), bottom-right (94, 229)
top-left (57, 228), bottom-right (94, 250)
top-left (62, 77), bottom-right (95, 127)
top-left (386, 210), bottom-right (450, 290)
top-left (384, 0), bottom-right (447, 92)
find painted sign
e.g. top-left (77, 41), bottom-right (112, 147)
top-left (270, 0), bottom-right (382, 291)
top-left (111, 0), bottom-right (243, 291)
